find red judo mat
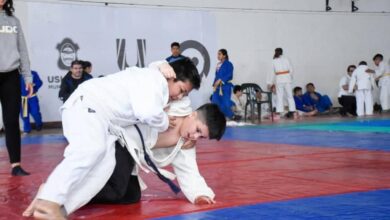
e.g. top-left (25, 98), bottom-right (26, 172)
top-left (1, 139), bottom-right (390, 219)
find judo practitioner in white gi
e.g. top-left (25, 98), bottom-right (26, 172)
top-left (369, 54), bottom-right (390, 111)
top-left (23, 58), bottom-right (202, 219)
top-left (89, 98), bottom-right (226, 207)
top-left (24, 98), bottom-right (226, 219)
top-left (267, 48), bottom-right (296, 118)
top-left (349, 61), bottom-right (377, 116)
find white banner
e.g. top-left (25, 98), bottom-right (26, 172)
top-left (27, 2), bottom-right (217, 122)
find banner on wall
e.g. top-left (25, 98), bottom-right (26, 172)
top-left (27, 2), bottom-right (217, 122)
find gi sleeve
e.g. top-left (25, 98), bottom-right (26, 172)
top-left (218, 61), bottom-right (234, 83)
top-left (172, 147), bottom-right (215, 203)
top-left (131, 72), bottom-right (169, 132)
top-left (348, 72), bottom-right (357, 93)
top-left (148, 60), bottom-right (169, 71)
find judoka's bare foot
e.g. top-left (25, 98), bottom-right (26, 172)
top-left (195, 196), bottom-right (215, 205)
top-left (23, 184), bottom-right (44, 217)
top-left (33, 199), bottom-right (66, 220)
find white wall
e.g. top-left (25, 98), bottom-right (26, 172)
top-left (14, 0), bottom-right (390, 114)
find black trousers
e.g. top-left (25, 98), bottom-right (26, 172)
top-left (338, 96), bottom-right (357, 116)
top-left (0, 70), bottom-right (22, 163)
top-left (90, 141), bottom-right (141, 204)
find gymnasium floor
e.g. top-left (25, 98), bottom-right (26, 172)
top-left (1, 115), bottom-right (389, 219)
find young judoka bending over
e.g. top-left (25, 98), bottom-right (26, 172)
top-left (22, 58), bottom-right (201, 219)
top-left (24, 98), bottom-right (226, 219)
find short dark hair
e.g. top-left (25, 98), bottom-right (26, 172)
top-left (359, 61), bottom-right (367, 66)
top-left (233, 85), bottom-right (242, 94)
top-left (169, 57), bottom-right (201, 90)
top-left (293, 86), bottom-right (302, 94)
top-left (347, 65), bottom-right (356, 73)
top-left (82, 61), bottom-right (92, 69)
top-left (3, 0), bottom-right (15, 16)
top-left (196, 103), bottom-right (226, 141)
top-left (274, 48), bottom-right (283, 59)
top-left (71, 60), bottom-right (83, 68)
top-left (373, 54), bottom-right (383, 61)
top-left (306, 83), bottom-right (314, 88)
top-left (171, 42), bottom-right (180, 48)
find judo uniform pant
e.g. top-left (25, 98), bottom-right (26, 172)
top-left (355, 89), bottom-right (373, 116)
top-left (90, 141), bottom-right (141, 204)
top-left (275, 82), bottom-right (296, 113)
top-left (20, 96), bottom-right (43, 133)
top-left (379, 84), bottom-right (390, 111)
top-left (211, 85), bottom-right (234, 118)
top-left (37, 96), bottom-right (118, 214)
top-left (0, 69), bottom-right (22, 163)
top-left (338, 96), bottom-right (357, 116)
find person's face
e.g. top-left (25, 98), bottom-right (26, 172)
top-left (70, 64), bottom-right (83, 79)
top-left (167, 79), bottom-right (193, 101)
top-left (235, 90), bottom-right (243, 97)
top-left (374, 58), bottom-right (382, 66)
top-left (347, 67), bottom-right (355, 76)
top-left (180, 112), bottom-right (209, 142)
top-left (0, 0), bottom-right (6, 8)
top-left (84, 66), bottom-right (92, 74)
top-left (295, 90), bottom-right (302, 96)
top-left (171, 46), bottom-right (180, 57)
top-left (217, 51), bottom-right (225, 61)
top-left (306, 85), bottom-right (315, 93)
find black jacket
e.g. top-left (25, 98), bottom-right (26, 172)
top-left (59, 71), bottom-right (92, 103)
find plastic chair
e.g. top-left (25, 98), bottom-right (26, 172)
top-left (241, 83), bottom-right (273, 123)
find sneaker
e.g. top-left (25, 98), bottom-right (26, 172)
top-left (11, 166), bottom-right (30, 176)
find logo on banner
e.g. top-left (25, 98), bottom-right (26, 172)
top-left (180, 40), bottom-right (211, 79)
top-left (116, 39), bottom-right (146, 70)
top-left (116, 39), bottom-right (210, 79)
top-left (56, 38), bottom-right (80, 70)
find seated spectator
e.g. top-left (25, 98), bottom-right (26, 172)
top-left (231, 85), bottom-right (245, 118)
top-left (82, 60), bottom-right (93, 75)
top-left (303, 83), bottom-right (333, 113)
top-left (59, 60), bottom-right (93, 103)
top-left (293, 87), bottom-right (317, 116)
top-left (338, 65), bottom-right (357, 116)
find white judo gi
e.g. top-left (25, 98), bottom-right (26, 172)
top-left (122, 96), bottom-right (215, 204)
top-left (375, 60), bottom-right (390, 110)
top-left (268, 55), bottom-right (296, 113)
top-left (37, 63), bottom-right (171, 214)
top-left (349, 64), bottom-right (376, 116)
top-left (231, 93), bottom-right (245, 117)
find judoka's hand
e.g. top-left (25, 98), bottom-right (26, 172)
top-left (33, 199), bottom-right (65, 220)
top-left (159, 62), bottom-right (176, 79)
top-left (213, 79), bottom-right (222, 88)
top-left (195, 196), bottom-right (215, 205)
top-left (168, 116), bottom-right (177, 128)
top-left (26, 82), bottom-right (34, 97)
top-left (182, 140), bottom-right (196, 149)
top-left (365, 69), bottom-right (375, 74)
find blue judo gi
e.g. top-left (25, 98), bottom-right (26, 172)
top-left (211, 60), bottom-right (234, 118)
top-left (303, 92), bottom-right (332, 113)
top-left (294, 95), bottom-right (314, 112)
top-left (20, 71), bottom-right (43, 133)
